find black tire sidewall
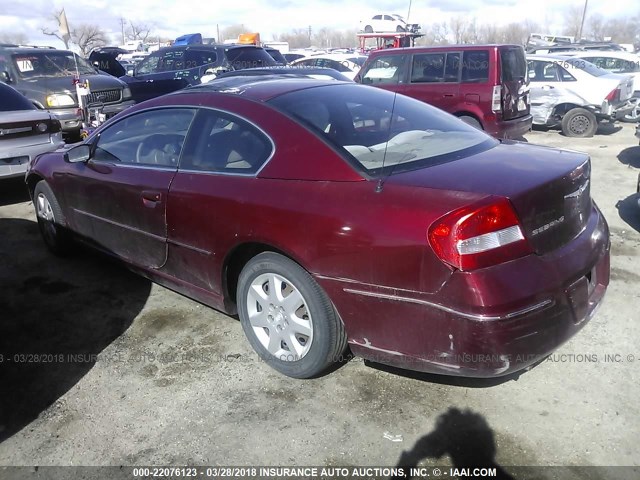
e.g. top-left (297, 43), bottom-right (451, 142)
top-left (562, 108), bottom-right (597, 138)
top-left (33, 181), bottom-right (71, 255)
top-left (237, 252), bottom-right (341, 378)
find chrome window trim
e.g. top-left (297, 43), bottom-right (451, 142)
top-left (176, 105), bottom-right (276, 178)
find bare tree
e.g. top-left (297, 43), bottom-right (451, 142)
top-left (0, 32), bottom-right (29, 45)
top-left (586, 14), bottom-right (606, 41)
top-left (125, 21), bottom-right (153, 43)
top-left (277, 28), bottom-right (311, 49)
top-left (41, 8), bottom-right (71, 49)
top-left (72, 24), bottom-right (108, 56)
top-left (220, 24), bottom-right (252, 42)
top-left (562, 5), bottom-right (583, 39)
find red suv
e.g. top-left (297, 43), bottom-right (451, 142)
top-left (356, 44), bottom-right (533, 139)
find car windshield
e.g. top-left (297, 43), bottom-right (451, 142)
top-left (225, 47), bottom-right (277, 69)
top-left (12, 51), bottom-right (96, 78)
top-left (136, 48), bottom-right (218, 75)
top-left (269, 84), bottom-right (495, 176)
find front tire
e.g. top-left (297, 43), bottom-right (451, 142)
top-left (33, 181), bottom-right (72, 256)
top-left (561, 108), bottom-right (597, 137)
top-left (364, 25), bottom-right (373, 33)
top-left (237, 252), bottom-right (347, 378)
top-left (458, 115), bottom-right (483, 130)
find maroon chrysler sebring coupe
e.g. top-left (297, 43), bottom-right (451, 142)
top-left (25, 77), bottom-right (610, 379)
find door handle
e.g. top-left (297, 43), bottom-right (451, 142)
top-left (541, 85), bottom-right (555, 90)
top-left (142, 190), bottom-right (161, 207)
top-left (443, 93), bottom-right (455, 97)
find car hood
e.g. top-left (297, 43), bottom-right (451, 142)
top-left (0, 110), bottom-right (53, 123)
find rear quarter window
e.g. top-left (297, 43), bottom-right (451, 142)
top-left (462, 50), bottom-right (489, 83)
top-left (500, 48), bottom-right (527, 82)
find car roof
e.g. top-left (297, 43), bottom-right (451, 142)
top-left (215, 66), bottom-right (353, 81)
top-left (1, 47), bottom-right (70, 54)
top-left (178, 75), bottom-right (348, 102)
top-left (369, 44), bottom-right (521, 55)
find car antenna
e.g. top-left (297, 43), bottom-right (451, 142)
top-left (375, 93), bottom-right (398, 193)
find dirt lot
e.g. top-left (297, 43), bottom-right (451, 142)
top-left (0, 122), bottom-right (639, 474)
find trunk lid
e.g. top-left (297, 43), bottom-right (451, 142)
top-left (499, 46), bottom-right (530, 120)
top-left (387, 141), bottom-right (591, 255)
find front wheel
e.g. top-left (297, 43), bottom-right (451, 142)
top-left (561, 108), bottom-right (597, 137)
top-left (622, 101), bottom-right (640, 123)
top-left (364, 25), bottom-right (373, 33)
top-left (33, 181), bottom-right (72, 255)
top-left (237, 252), bottom-right (347, 378)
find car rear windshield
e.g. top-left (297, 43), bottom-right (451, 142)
top-left (500, 47), bottom-right (527, 82)
top-left (224, 47), bottom-right (277, 69)
top-left (12, 51), bottom-right (96, 78)
top-left (269, 84), bottom-right (496, 176)
top-left (0, 83), bottom-right (36, 111)
top-left (553, 58), bottom-right (609, 77)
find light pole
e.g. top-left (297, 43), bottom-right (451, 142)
top-left (577, 0), bottom-right (588, 41)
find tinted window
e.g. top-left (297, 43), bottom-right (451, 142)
top-left (348, 57), bottom-right (366, 67)
top-left (185, 50), bottom-right (218, 68)
top-left (411, 53), bottom-right (444, 83)
top-left (462, 50), bottom-right (489, 83)
top-left (500, 48), bottom-right (527, 82)
top-left (319, 59), bottom-right (351, 72)
top-left (137, 49), bottom-right (188, 74)
top-left (0, 83), bottom-right (36, 111)
top-left (224, 47), bottom-right (277, 69)
top-left (360, 54), bottom-right (407, 85)
top-left (12, 51), bottom-right (95, 77)
top-left (93, 109), bottom-right (196, 167)
top-left (270, 84), bottom-right (495, 176)
top-left (295, 58), bottom-right (316, 67)
top-left (180, 109), bottom-right (272, 174)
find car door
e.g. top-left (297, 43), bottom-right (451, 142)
top-left (407, 51), bottom-right (460, 112)
top-left (527, 60), bottom-right (567, 124)
top-left (164, 107), bottom-right (274, 292)
top-left (125, 49), bottom-right (193, 103)
top-left (63, 108), bottom-right (196, 268)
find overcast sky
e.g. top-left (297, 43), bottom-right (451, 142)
top-left (0, 0), bottom-right (637, 47)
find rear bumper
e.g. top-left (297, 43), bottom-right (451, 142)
top-left (320, 203), bottom-right (610, 378)
top-left (0, 133), bottom-right (65, 179)
top-left (485, 114), bottom-right (533, 139)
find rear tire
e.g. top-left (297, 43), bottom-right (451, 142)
top-left (396, 25), bottom-right (405, 32)
top-left (458, 115), bottom-right (483, 130)
top-left (561, 108), bottom-right (597, 138)
top-left (237, 252), bottom-right (347, 379)
top-left (33, 181), bottom-right (72, 256)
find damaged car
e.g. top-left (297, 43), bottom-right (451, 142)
top-left (527, 54), bottom-right (635, 137)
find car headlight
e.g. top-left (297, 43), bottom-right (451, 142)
top-left (123, 86), bottom-right (132, 100)
top-left (46, 94), bottom-right (76, 107)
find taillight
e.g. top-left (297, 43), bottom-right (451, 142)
top-left (428, 197), bottom-right (532, 271)
top-left (605, 88), bottom-right (620, 103)
top-left (491, 85), bottom-right (502, 112)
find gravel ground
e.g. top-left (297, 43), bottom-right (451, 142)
top-left (0, 122), bottom-right (639, 476)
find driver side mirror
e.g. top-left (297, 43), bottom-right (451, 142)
top-left (1, 70), bottom-right (11, 84)
top-left (64, 144), bottom-right (92, 163)
top-left (127, 66), bottom-right (136, 76)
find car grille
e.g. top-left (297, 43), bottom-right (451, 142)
top-left (84, 89), bottom-right (122, 105)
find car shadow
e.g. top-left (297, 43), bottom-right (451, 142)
top-left (596, 123), bottom-right (623, 136)
top-left (363, 358), bottom-right (544, 388)
top-left (0, 218), bottom-right (152, 443)
top-left (392, 407), bottom-right (515, 479)
top-left (616, 194), bottom-right (640, 233)
top-left (0, 178), bottom-right (31, 207)
top-left (617, 146), bottom-right (640, 168)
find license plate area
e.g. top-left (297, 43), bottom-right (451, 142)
top-left (566, 275), bottom-right (589, 324)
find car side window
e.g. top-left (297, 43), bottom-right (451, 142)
top-left (373, 15), bottom-right (382, 20)
top-left (558, 65), bottom-right (576, 82)
top-left (411, 53), bottom-right (444, 83)
top-left (461, 50), bottom-right (489, 83)
top-left (93, 109), bottom-right (196, 167)
top-left (180, 109), bottom-right (272, 174)
top-left (361, 54), bottom-right (407, 85)
top-left (527, 61), bottom-right (559, 82)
